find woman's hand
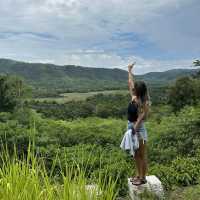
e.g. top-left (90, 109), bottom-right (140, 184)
top-left (128, 62), bottom-right (136, 72)
top-left (134, 124), bottom-right (139, 132)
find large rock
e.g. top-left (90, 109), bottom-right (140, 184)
top-left (128, 175), bottom-right (164, 200)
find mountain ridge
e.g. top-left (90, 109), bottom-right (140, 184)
top-left (0, 58), bottom-right (197, 92)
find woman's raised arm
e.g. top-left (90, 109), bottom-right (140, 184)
top-left (128, 63), bottom-right (135, 97)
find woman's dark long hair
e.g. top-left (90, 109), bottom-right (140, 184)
top-left (134, 81), bottom-right (149, 103)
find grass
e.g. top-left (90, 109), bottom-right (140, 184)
top-left (34, 90), bottom-right (128, 103)
top-left (0, 143), bottom-right (118, 200)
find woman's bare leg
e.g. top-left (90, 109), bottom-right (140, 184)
top-left (132, 140), bottom-right (148, 185)
top-left (139, 140), bottom-right (147, 178)
top-left (134, 150), bottom-right (141, 177)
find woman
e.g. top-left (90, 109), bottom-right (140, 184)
top-left (127, 62), bottom-right (150, 185)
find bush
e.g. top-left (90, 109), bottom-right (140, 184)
top-left (38, 144), bottom-right (133, 197)
top-left (1, 102), bottom-right (200, 195)
top-left (150, 157), bottom-right (200, 190)
top-left (168, 77), bottom-right (200, 111)
top-left (0, 75), bottom-right (30, 112)
top-left (148, 103), bottom-right (200, 163)
top-left (0, 112), bottom-right (133, 196)
top-left (171, 157), bottom-right (200, 186)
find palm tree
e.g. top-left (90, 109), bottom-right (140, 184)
top-left (193, 59), bottom-right (200, 66)
top-left (193, 59), bottom-right (200, 78)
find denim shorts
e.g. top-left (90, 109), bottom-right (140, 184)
top-left (127, 120), bottom-right (148, 142)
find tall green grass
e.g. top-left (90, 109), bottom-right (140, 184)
top-left (0, 143), bottom-right (118, 200)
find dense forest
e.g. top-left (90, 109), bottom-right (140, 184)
top-left (0, 61), bottom-right (200, 199)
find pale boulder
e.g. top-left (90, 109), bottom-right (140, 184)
top-left (128, 175), bottom-right (164, 200)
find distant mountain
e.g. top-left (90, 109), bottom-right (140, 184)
top-left (137, 68), bottom-right (198, 86)
top-left (0, 58), bottom-right (198, 92)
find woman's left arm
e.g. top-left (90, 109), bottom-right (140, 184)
top-left (134, 102), bottom-right (149, 131)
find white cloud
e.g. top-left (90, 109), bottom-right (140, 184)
top-left (61, 51), bottom-right (193, 74)
top-left (0, 0), bottom-right (199, 73)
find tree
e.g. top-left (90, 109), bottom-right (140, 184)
top-left (193, 60), bottom-right (200, 78)
top-left (0, 75), bottom-right (30, 112)
top-left (168, 77), bottom-right (197, 111)
top-left (193, 59), bottom-right (200, 66)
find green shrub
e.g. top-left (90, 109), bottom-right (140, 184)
top-left (1, 102), bottom-right (200, 195)
top-left (38, 144), bottom-right (133, 197)
top-left (150, 164), bottom-right (175, 190)
top-left (168, 77), bottom-right (200, 111)
top-left (171, 157), bottom-right (200, 186)
top-left (148, 103), bottom-right (200, 164)
top-left (150, 157), bottom-right (200, 190)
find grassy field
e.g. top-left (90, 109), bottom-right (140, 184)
top-left (34, 90), bottom-right (128, 103)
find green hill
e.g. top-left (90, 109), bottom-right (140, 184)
top-left (138, 68), bottom-right (198, 86)
top-left (0, 58), bottom-right (197, 92)
top-left (0, 58), bottom-right (128, 92)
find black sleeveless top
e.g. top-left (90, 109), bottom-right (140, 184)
top-left (127, 100), bottom-right (138, 122)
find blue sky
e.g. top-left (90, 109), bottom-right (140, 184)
top-left (0, 0), bottom-right (199, 74)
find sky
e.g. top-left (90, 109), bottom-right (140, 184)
top-left (0, 0), bottom-right (199, 74)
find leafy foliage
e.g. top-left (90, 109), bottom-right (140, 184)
top-left (168, 76), bottom-right (200, 111)
top-left (28, 86), bottom-right (169, 120)
top-left (193, 59), bottom-right (200, 66)
top-left (168, 185), bottom-right (200, 200)
top-left (0, 75), bottom-right (30, 112)
top-left (1, 67), bottom-right (200, 198)
top-left (148, 103), bottom-right (200, 163)
top-left (150, 157), bottom-right (200, 190)
top-left (1, 101), bottom-right (200, 195)
top-left (0, 109), bottom-right (132, 196)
